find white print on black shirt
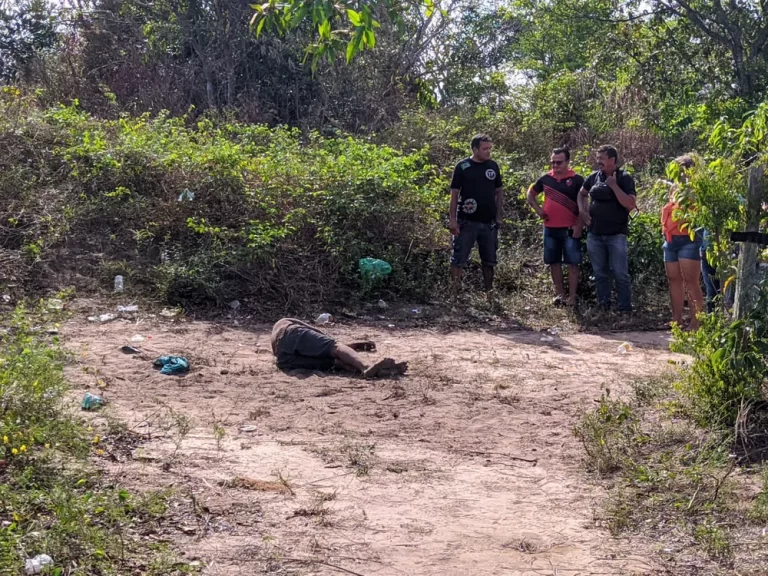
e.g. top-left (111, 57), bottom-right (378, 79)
top-left (485, 169), bottom-right (496, 180)
top-left (462, 198), bottom-right (478, 214)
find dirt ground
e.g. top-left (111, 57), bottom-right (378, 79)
top-left (61, 306), bottom-right (686, 576)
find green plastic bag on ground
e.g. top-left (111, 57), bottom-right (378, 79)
top-left (359, 258), bottom-right (392, 280)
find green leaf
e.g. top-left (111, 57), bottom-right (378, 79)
top-left (346, 38), bottom-right (357, 64)
top-left (364, 29), bottom-right (375, 48)
top-left (255, 16), bottom-right (266, 36)
top-left (346, 8), bottom-right (362, 27)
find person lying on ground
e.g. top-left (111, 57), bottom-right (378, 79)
top-left (270, 318), bottom-right (408, 378)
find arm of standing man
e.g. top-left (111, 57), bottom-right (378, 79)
top-left (605, 172), bottom-right (636, 211)
top-left (449, 163), bottom-right (463, 236)
top-left (495, 187), bottom-right (504, 226)
top-left (578, 187), bottom-right (591, 226)
top-left (449, 188), bottom-right (460, 236)
top-left (527, 180), bottom-right (547, 221)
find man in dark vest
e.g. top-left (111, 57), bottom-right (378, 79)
top-left (577, 145), bottom-right (637, 314)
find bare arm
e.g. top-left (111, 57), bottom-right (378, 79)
top-left (449, 188), bottom-right (460, 235)
top-left (527, 185), bottom-right (546, 220)
top-left (578, 187), bottom-right (591, 225)
top-left (495, 187), bottom-right (504, 225)
top-left (609, 181), bottom-right (637, 211)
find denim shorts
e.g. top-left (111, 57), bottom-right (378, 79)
top-left (543, 227), bottom-right (581, 265)
top-left (451, 220), bottom-right (498, 267)
top-left (663, 234), bottom-right (702, 263)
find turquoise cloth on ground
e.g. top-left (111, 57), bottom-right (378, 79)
top-left (153, 355), bottom-right (190, 375)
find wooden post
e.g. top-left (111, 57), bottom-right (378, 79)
top-left (734, 164), bottom-right (765, 319)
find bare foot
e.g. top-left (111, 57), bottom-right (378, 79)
top-left (363, 358), bottom-right (396, 378)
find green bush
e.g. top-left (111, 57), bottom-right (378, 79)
top-left (671, 288), bottom-right (768, 428)
top-left (0, 303), bottom-right (191, 575)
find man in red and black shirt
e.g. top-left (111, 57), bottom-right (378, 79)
top-left (527, 147), bottom-right (585, 306)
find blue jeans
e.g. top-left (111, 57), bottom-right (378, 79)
top-left (701, 250), bottom-right (720, 313)
top-left (587, 233), bottom-right (632, 312)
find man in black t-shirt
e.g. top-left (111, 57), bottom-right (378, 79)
top-left (577, 145), bottom-right (637, 313)
top-left (449, 134), bottom-right (504, 293)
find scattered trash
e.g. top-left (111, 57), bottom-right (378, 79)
top-left (1, 295), bottom-right (10, 303)
top-left (114, 275), bottom-right (124, 293)
top-left (159, 308), bottom-right (178, 318)
top-left (412, 308), bottom-right (421, 314)
top-left (120, 345), bottom-right (141, 354)
top-left (117, 305), bottom-right (138, 313)
top-left (540, 336), bottom-right (555, 342)
top-left (617, 342), bottom-right (632, 354)
top-left (98, 313), bottom-right (116, 323)
top-left (229, 300), bottom-right (241, 311)
top-left (130, 334), bottom-right (145, 343)
top-left (47, 299), bottom-right (63, 311)
top-left (239, 425), bottom-right (258, 433)
top-left (178, 189), bottom-right (195, 202)
top-left (81, 393), bottom-right (105, 411)
top-left (153, 356), bottom-right (190, 375)
top-left (547, 327), bottom-right (560, 335)
top-left (359, 258), bottom-right (392, 280)
top-left (47, 329), bottom-right (59, 335)
top-left (387, 324), bottom-right (395, 329)
top-left (378, 299), bottom-right (388, 309)
top-left (315, 313), bottom-right (333, 325)
top-left (87, 316), bottom-right (98, 322)
top-left (25, 554), bottom-right (54, 575)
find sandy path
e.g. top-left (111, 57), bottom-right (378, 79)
top-left (63, 315), bottom-right (682, 576)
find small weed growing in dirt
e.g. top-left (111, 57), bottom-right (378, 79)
top-left (342, 442), bottom-right (376, 476)
top-left (493, 382), bottom-right (511, 391)
top-left (249, 406), bottom-right (271, 419)
top-left (748, 468), bottom-right (768, 523)
top-left (274, 468), bottom-right (296, 496)
top-left (573, 390), bottom-right (642, 474)
top-left (694, 519), bottom-right (733, 560)
top-left (212, 420), bottom-right (226, 455)
top-left (291, 492), bottom-right (335, 526)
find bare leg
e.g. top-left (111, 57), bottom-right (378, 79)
top-left (550, 264), bottom-right (565, 300)
top-left (665, 261), bottom-right (685, 326)
top-left (331, 343), bottom-right (367, 374)
top-left (332, 344), bottom-right (408, 378)
top-left (451, 265), bottom-right (463, 283)
top-left (680, 258), bottom-right (704, 330)
top-left (481, 264), bottom-right (495, 292)
top-left (567, 264), bottom-right (580, 306)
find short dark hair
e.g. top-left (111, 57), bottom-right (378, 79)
top-left (597, 145), bottom-right (618, 161)
top-left (471, 134), bottom-right (492, 150)
top-left (552, 147), bottom-right (570, 161)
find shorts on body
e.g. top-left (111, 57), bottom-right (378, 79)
top-left (663, 233), bottom-right (702, 263)
top-left (543, 226), bottom-right (582, 265)
top-left (275, 325), bottom-right (336, 371)
top-left (451, 219), bottom-right (498, 268)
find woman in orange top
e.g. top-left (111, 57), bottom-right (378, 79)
top-left (662, 155), bottom-right (704, 330)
